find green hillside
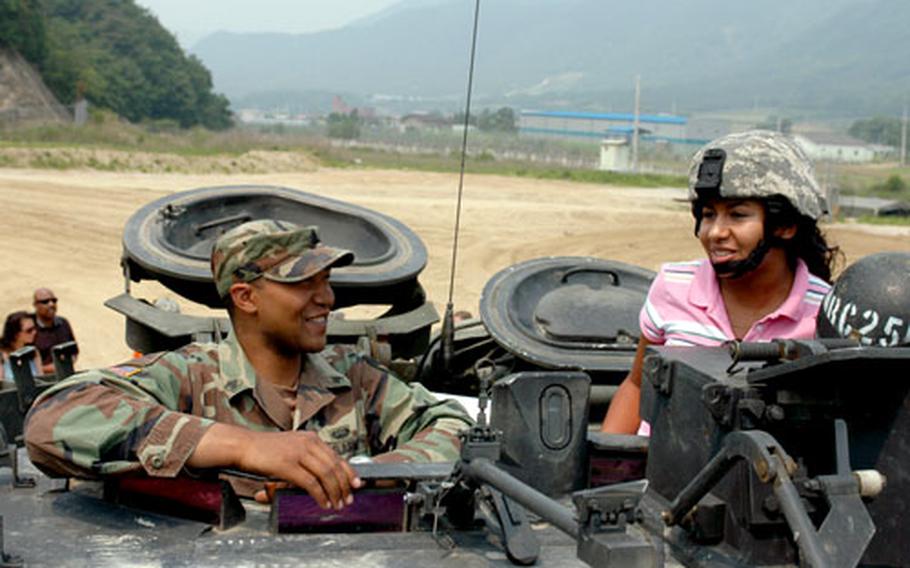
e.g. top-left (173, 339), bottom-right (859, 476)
top-left (0, 0), bottom-right (232, 129)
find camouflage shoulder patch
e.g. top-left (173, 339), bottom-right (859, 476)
top-left (108, 352), bottom-right (168, 378)
top-left (108, 366), bottom-right (143, 379)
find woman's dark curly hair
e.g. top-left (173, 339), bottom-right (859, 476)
top-left (1, 311), bottom-right (33, 351)
top-left (764, 196), bottom-right (842, 283)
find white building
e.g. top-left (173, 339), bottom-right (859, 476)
top-left (599, 138), bottom-right (632, 172)
top-left (793, 133), bottom-right (877, 163)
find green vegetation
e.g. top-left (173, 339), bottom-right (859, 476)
top-left (0, 0), bottom-right (45, 64)
top-left (849, 116), bottom-right (904, 147)
top-left (0, 118), bottom-right (686, 188)
top-left (832, 163), bottom-right (910, 200)
top-left (326, 111), bottom-right (362, 140)
top-left (1, 0), bottom-right (231, 129)
top-left (308, 143), bottom-right (686, 188)
top-left (872, 174), bottom-right (908, 194)
top-left (855, 214), bottom-right (910, 226)
top-left (831, 164), bottom-right (910, 226)
top-left (0, 109), bottom-right (261, 155)
top-left (455, 107), bottom-right (518, 133)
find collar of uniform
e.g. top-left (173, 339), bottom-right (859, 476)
top-left (302, 350), bottom-right (352, 391)
top-left (292, 350), bottom-right (352, 429)
top-left (216, 330), bottom-right (261, 399)
top-left (216, 332), bottom-right (353, 428)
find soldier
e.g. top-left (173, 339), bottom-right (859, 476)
top-left (25, 220), bottom-right (473, 510)
top-left (602, 130), bottom-right (841, 435)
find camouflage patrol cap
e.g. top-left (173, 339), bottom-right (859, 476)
top-left (688, 130), bottom-right (826, 220)
top-left (211, 220), bottom-right (354, 298)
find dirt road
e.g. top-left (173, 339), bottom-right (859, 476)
top-left (2, 166), bottom-right (907, 369)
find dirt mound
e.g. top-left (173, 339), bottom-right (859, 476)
top-left (0, 48), bottom-right (69, 124)
top-left (0, 147), bottom-right (318, 174)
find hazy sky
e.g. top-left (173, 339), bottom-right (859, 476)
top-left (135, 0), bottom-right (402, 47)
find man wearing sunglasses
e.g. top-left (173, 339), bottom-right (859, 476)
top-left (32, 287), bottom-right (78, 374)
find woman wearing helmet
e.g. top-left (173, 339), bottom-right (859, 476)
top-left (601, 130), bottom-right (841, 434)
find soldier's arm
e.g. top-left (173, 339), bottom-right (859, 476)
top-left (189, 424), bottom-right (361, 510)
top-left (26, 356), bottom-right (361, 509)
top-left (24, 356), bottom-right (213, 479)
top-left (368, 366), bottom-right (474, 463)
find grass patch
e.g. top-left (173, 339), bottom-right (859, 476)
top-left (833, 162), bottom-right (910, 200)
top-left (855, 214), bottom-right (910, 226)
top-left (0, 116), bottom-right (685, 187)
top-left (28, 152), bottom-right (77, 169)
top-left (519, 168), bottom-right (686, 187)
top-left (0, 111), bottom-right (315, 158)
top-left (308, 144), bottom-right (686, 188)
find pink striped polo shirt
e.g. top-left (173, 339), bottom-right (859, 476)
top-left (635, 259), bottom-right (830, 436)
top-left (640, 258), bottom-right (831, 346)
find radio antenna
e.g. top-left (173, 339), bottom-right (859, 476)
top-left (440, 0), bottom-right (481, 373)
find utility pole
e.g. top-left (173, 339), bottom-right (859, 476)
top-left (901, 103), bottom-right (907, 167)
top-left (632, 75), bottom-right (641, 173)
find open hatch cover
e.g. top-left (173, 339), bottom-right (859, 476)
top-left (122, 185), bottom-right (428, 308)
top-left (480, 257), bottom-right (654, 372)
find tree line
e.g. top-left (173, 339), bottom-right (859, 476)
top-left (0, 0), bottom-right (232, 130)
top-left (849, 116), bottom-right (905, 149)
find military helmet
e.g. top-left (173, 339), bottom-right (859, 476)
top-left (817, 252), bottom-right (910, 345)
top-left (688, 130), bottom-right (827, 220)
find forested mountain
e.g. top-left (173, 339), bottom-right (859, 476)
top-left (193, 0), bottom-right (908, 116)
top-left (0, 0), bottom-right (232, 129)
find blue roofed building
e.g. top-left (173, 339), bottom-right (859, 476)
top-left (519, 109), bottom-right (709, 146)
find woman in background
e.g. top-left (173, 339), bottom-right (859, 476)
top-left (1, 311), bottom-right (42, 380)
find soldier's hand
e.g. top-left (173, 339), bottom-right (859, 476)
top-left (189, 424), bottom-right (362, 510)
top-left (238, 430), bottom-right (363, 510)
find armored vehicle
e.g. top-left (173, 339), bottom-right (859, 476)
top-left (1, 186), bottom-right (906, 567)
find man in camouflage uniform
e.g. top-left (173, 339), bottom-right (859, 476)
top-left (25, 220), bottom-right (473, 511)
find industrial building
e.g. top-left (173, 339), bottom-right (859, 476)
top-left (518, 110), bottom-right (704, 145)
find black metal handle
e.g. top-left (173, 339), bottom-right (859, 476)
top-left (193, 214), bottom-right (252, 236)
top-left (561, 267), bottom-right (619, 286)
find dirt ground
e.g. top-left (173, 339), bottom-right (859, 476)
top-left (2, 166), bottom-right (908, 370)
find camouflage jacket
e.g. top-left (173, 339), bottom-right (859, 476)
top-left (25, 332), bottom-right (473, 480)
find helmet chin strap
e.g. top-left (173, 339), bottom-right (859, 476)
top-left (712, 238), bottom-right (773, 279)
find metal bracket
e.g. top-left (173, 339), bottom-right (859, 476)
top-left (51, 341), bottom-right (78, 381)
top-left (662, 430), bottom-right (876, 568)
top-left (572, 480), bottom-right (647, 533)
top-left (572, 480), bottom-right (658, 567)
top-left (480, 486), bottom-right (539, 566)
top-left (8, 348), bottom-right (38, 413)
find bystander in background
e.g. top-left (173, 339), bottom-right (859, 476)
top-left (1, 311), bottom-right (42, 380)
top-left (32, 287), bottom-right (78, 374)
